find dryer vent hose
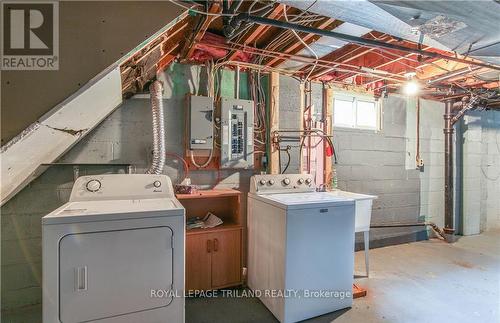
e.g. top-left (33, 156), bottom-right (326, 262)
top-left (146, 80), bottom-right (166, 175)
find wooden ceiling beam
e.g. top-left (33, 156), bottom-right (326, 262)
top-left (304, 32), bottom-right (453, 81)
top-left (226, 4), bottom-right (285, 61)
top-left (305, 34), bottom-right (405, 80)
top-left (179, 2), bottom-right (220, 61)
top-left (263, 18), bottom-right (340, 68)
top-left (332, 47), bottom-right (423, 82)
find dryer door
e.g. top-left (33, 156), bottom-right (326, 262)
top-left (59, 226), bottom-right (173, 323)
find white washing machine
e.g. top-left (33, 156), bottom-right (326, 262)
top-left (247, 174), bottom-right (356, 323)
top-left (42, 174), bottom-right (185, 323)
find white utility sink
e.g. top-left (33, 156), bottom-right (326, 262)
top-left (328, 190), bottom-right (377, 277)
top-left (328, 190), bottom-right (377, 232)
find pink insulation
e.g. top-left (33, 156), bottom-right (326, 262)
top-left (190, 32), bottom-right (253, 63)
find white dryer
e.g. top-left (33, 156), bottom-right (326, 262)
top-left (247, 174), bottom-right (356, 323)
top-left (42, 174), bottom-right (185, 323)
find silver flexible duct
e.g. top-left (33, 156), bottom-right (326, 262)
top-left (146, 80), bottom-right (166, 175)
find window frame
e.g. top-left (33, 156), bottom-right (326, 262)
top-left (333, 92), bottom-right (381, 131)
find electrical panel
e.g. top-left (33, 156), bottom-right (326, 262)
top-left (220, 98), bottom-right (254, 169)
top-left (188, 95), bottom-right (214, 150)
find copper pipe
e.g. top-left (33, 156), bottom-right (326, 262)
top-left (416, 97), bottom-right (421, 167)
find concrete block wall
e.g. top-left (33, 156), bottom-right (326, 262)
top-left (461, 110), bottom-right (500, 233)
top-left (278, 76), bottom-right (323, 173)
top-left (417, 99), bottom-right (447, 230)
top-left (482, 111), bottom-right (500, 230)
top-left (462, 112), bottom-right (484, 235)
top-left (278, 76), bottom-right (301, 173)
top-left (334, 95), bottom-right (426, 246)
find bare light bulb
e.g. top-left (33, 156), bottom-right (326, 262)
top-left (404, 80), bottom-right (420, 95)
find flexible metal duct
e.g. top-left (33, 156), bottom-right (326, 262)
top-left (146, 80), bottom-right (166, 175)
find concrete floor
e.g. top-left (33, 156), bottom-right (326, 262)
top-left (3, 230), bottom-right (499, 323)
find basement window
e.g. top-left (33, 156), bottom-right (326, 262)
top-left (333, 94), bottom-right (380, 130)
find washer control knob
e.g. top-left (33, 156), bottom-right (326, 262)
top-left (259, 179), bottom-right (267, 185)
top-left (305, 178), bottom-right (312, 185)
top-left (86, 179), bottom-right (101, 192)
top-left (298, 178), bottom-right (305, 184)
top-left (268, 179), bottom-right (275, 185)
top-left (282, 178), bottom-right (290, 185)
top-left (153, 180), bottom-right (162, 188)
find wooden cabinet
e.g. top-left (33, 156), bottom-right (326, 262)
top-left (210, 228), bottom-right (242, 288)
top-left (186, 228), bottom-right (242, 290)
top-left (185, 233), bottom-right (212, 290)
top-left (177, 189), bottom-right (243, 291)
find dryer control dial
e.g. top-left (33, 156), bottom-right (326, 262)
top-left (268, 179), bottom-right (275, 185)
top-left (86, 179), bottom-right (101, 192)
top-left (298, 178), bottom-right (305, 184)
top-left (305, 178), bottom-right (312, 185)
top-left (259, 179), bottom-right (267, 185)
top-left (282, 178), bottom-right (290, 186)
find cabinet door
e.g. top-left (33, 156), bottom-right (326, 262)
top-left (211, 229), bottom-right (242, 288)
top-left (186, 233), bottom-right (212, 290)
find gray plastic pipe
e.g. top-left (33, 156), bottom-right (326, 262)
top-left (146, 80), bottom-right (166, 175)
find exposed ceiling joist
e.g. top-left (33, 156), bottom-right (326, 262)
top-left (227, 3), bottom-right (285, 61)
top-left (232, 14), bottom-right (500, 71)
top-left (179, 2), bottom-right (221, 61)
top-left (264, 18), bottom-right (339, 67)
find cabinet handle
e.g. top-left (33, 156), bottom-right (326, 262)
top-left (207, 239), bottom-right (212, 253)
top-left (214, 238), bottom-right (219, 252)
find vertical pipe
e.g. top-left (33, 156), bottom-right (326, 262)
top-left (236, 65), bottom-right (240, 99)
top-left (415, 97), bottom-right (421, 167)
top-left (306, 81), bottom-right (312, 173)
top-left (443, 99), bottom-right (455, 235)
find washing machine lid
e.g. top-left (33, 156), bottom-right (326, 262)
top-left (42, 198), bottom-right (184, 224)
top-left (251, 192), bottom-right (355, 210)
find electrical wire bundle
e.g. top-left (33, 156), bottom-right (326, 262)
top-left (249, 70), bottom-right (267, 156)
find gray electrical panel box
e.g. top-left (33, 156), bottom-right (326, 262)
top-left (220, 97), bottom-right (254, 169)
top-left (188, 95), bottom-right (214, 150)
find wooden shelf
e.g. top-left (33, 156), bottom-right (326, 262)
top-left (177, 189), bottom-right (242, 226)
top-left (176, 189), bottom-right (241, 200)
top-left (178, 188), bottom-right (243, 291)
top-left (186, 223), bottom-right (242, 236)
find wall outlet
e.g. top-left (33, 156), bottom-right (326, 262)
top-left (417, 158), bottom-right (424, 167)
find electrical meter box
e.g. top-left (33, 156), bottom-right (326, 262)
top-left (220, 97), bottom-right (254, 169)
top-left (188, 95), bottom-right (214, 150)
